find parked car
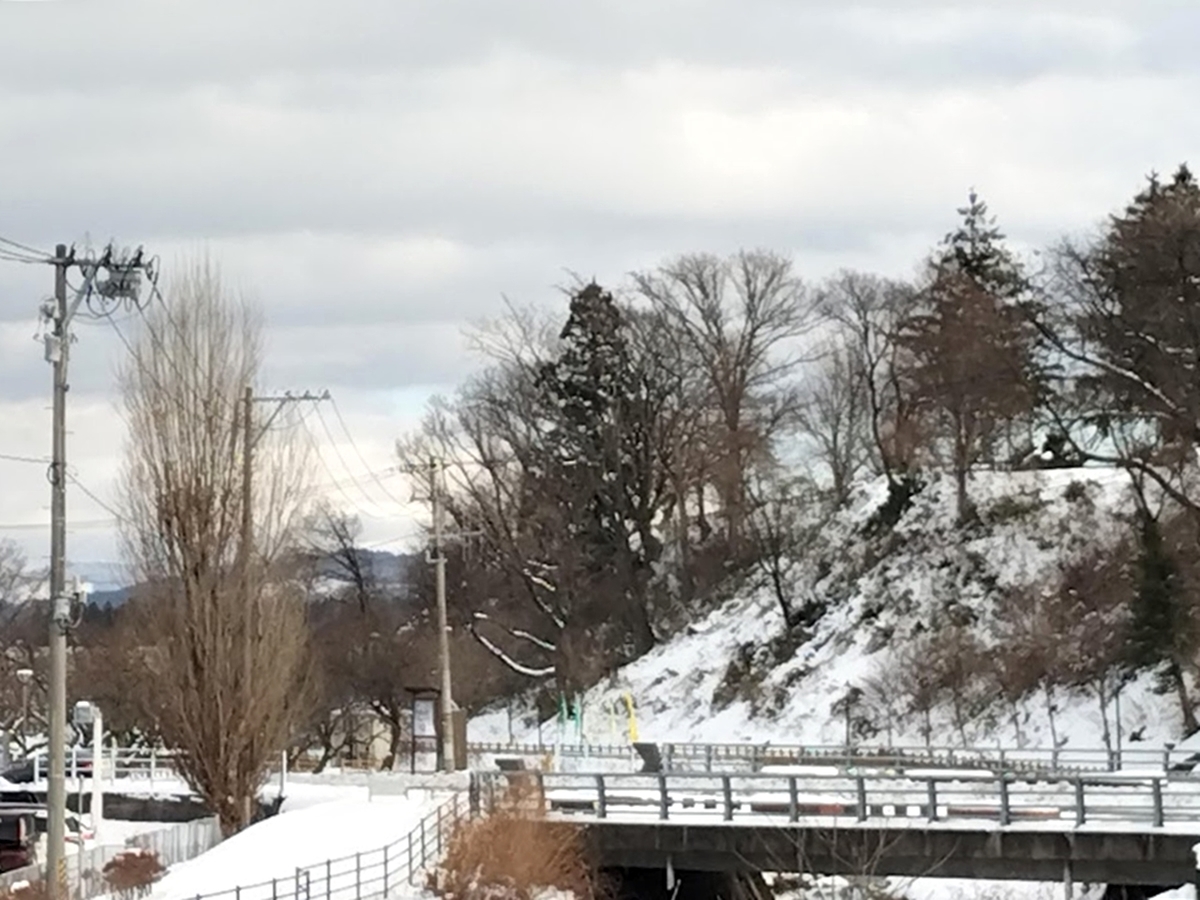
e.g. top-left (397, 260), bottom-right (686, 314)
top-left (0, 808), bottom-right (37, 873)
top-left (0, 750), bottom-right (93, 783)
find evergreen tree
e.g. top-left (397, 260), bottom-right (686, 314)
top-left (1082, 165), bottom-right (1200, 453)
top-left (1126, 514), bottom-right (1199, 734)
top-left (536, 283), bottom-right (661, 684)
top-left (899, 192), bottom-right (1041, 522)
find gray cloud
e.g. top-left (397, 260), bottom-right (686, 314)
top-left (1, 0), bottom-right (1197, 563)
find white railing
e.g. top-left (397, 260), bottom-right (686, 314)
top-left (468, 739), bottom-right (1200, 776)
top-left (473, 770), bottom-right (1200, 830)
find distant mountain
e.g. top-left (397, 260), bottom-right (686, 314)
top-left (77, 549), bottom-right (416, 608)
top-left (89, 587), bottom-right (131, 609)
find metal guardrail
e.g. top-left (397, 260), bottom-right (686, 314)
top-left (468, 740), bottom-right (1200, 777)
top-left (184, 792), bottom-right (465, 900)
top-left (474, 770), bottom-right (1200, 831)
top-left (13, 740), bottom-right (1197, 786)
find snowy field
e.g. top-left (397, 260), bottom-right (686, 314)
top-left (148, 794), bottom-right (434, 900)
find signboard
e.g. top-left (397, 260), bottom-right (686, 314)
top-left (412, 698), bottom-right (437, 739)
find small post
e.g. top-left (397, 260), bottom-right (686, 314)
top-left (657, 772), bottom-right (669, 820)
top-left (1153, 779), bottom-right (1164, 827)
top-left (326, 859), bottom-right (331, 900)
top-left (595, 775), bottom-right (607, 819)
top-left (355, 852), bottom-right (361, 900)
top-left (788, 777), bottom-right (798, 823)
top-left (722, 775), bottom-right (733, 822)
top-left (280, 751), bottom-right (288, 799)
top-left (407, 831), bottom-right (415, 885)
top-left (383, 844), bottom-right (389, 895)
top-left (272, 878), bottom-right (277, 900)
top-left (1063, 859), bottom-right (1073, 900)
top-left (926, 779), bottom-right (938, 822)
top-left (294, 868), bottom-right (302, 900)
top-left (150, 748), bottom-right (157, 786)
top-left (999, 775), bottom-right (1010, 827)
top-left (855, 776), bottom-right (867, 822)
top-left (705, 744), bottom-right (713, 773)
top-left (1074, 779), bottom-right (1086, 826)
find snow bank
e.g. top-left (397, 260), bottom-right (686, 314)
top-left (150, 796), bottom-right (432, 900)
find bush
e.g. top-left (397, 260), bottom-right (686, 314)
top-left (103, 849), bottom-right (165, 900)
top-left (0, 881), bottom-right (49, 900)
top-left (436, 784), bottom-right (602, 900)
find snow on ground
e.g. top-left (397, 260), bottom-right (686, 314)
top-left (472, 468), bottom-right (1186, 754)
top-left (150, 795), bottom-right (433, 900)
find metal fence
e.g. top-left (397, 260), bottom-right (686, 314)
top-left (468, 739), bottom-right (1200, 777)
top-left (0, 816), bottom-right (222, 899)
top-left (182, 792), bottom-right (466, 900)
top-left (473, 769), bottom-right (1200, 830)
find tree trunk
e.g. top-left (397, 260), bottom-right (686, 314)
top-left (1170, 660), bottom-right (1199, 735)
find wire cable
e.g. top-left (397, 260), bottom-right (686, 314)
top-left (312, 404), bottom-right (396, 516)
top-left (298, 415), bottom-right (391, 521)
top-left (0, 452), bottom-right (49, 465)
top-left (0, 235), bottom-right (52, 259)
top-left (327, 395), bottom-right (411, 508)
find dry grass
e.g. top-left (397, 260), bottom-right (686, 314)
top-left (436, 784), bottom-right (602, 900)
top-left (103, 848), bottom-right (165, 900)
top-left (0, 880), bottom-right (49, 900)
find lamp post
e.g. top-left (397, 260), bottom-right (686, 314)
top-left (15, 669), bottom-right (33, 741)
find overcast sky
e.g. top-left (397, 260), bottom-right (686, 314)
top-left (1, 0), bottom-right (1197, 587)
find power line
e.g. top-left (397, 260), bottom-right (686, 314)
top-left (299, 415), bottom-right (392, 521)
top-left (65, 471), bottom-right (123, 522)
top-left (0, 235), bottom-right (52, 259)
top-left (312, 404), bottom-right (396, 516)
top-left (0, 452), bottom-right (49, 465)
top-left (0, 519), bottom-right (115, 531)
top-left (327, 395), bottom-right (411, 508)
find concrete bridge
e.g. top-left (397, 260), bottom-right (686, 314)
top-left (472, 770), bottom-right (1200, 888)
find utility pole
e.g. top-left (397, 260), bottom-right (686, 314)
top-left (428, 458), bottom-right (455, 771)
top-left (41, 242), bottom-right (148, 900)
top-left (46, 245), bottom-right (69, 899)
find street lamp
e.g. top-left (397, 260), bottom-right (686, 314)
top-left (15, 669), bottom-right (33, 741)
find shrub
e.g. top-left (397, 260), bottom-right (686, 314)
top-left (0, 881), bottom-right (49, 900)
top-left (103, 848), bottom-right (165, 900)
top-left (1063, 480), bottom-right (1090, 504)
top-left (986, 491), bottom-right (1044, 525)
top-left (436, 784), bottom-right (602, 900)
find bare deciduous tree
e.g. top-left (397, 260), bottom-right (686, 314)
top-left (118, 259), bottom-right (313, 834)
top-left (632, 250), bottom-right (821, 543)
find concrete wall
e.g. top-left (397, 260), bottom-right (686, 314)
top-left (585, 821), bottom-right (1200, 886)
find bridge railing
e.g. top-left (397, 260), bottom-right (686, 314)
top-left (473, 770), bottom-right (1200, 829)
top-left (468, 739), bottom-right (1200, 777)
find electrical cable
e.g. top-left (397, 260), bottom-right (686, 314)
top-left (327, 395), bottom-right (411, 508)
top-left (0, 235), bottom-right (51, 259)
top-left (298, 415), bottom-right (392, 521)
top-left (312, 403), bottom-right (396, 516)
top-left (0, 452), bottom-right (49, 465)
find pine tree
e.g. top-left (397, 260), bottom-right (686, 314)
top-left (898, 192), bottom-right (1040, 523)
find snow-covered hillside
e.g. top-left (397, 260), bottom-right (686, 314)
top-left (474, 467), bottom-right (1188, 751)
